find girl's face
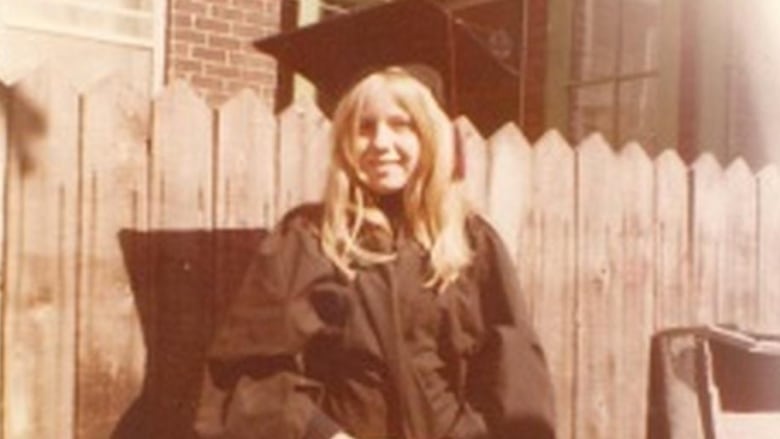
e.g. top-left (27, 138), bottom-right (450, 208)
top-left (353, 84), bottom-right (422, 195)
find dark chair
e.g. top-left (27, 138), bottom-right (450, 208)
top-left (647, 325), bottom-right (780, 439)
top-left (113, 229), bottom-right (268, 438)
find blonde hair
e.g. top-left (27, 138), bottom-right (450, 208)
top-left (320, 67), bottom-right (474, 291)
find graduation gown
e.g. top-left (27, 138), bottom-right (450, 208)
top-left (194, 205), bottom-right (556, 439)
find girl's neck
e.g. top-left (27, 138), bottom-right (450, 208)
top-left (375, 192), bottom-right (405, 233)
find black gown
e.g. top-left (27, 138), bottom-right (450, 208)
top-left (194, 204), bottom-right (556, 439)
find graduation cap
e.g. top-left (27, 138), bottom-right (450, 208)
top-left (254, 0), bottom-right (520, 134)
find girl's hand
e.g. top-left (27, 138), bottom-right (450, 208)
top-left (330, 433), bottom-right (357, 439)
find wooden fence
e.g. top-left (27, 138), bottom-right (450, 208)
top-left (2, 69), bottom-right (780, 439)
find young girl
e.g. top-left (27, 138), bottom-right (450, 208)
top-left (195, 67), bottom-right (556, 439)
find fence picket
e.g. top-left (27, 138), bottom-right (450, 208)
top-left (147, 81), bottom-right (214, 437)
top-left (690, 154), bottom-right (725, 324)
top-left (4, 67), bottom-right (79, 439)
top-left (215, 89), bottom-right (276, 229)
top-left (530, 130), bottom-right (575, 439)
top-left (76, 76), bottom-right (149, 438)
top-left (277, 98), bottom-right (329, 218)
top-left (151, 81), bottom-right (213, 229)
top-left (722, 159), bottom-right (758, 329)
top-left (0, 88), bottom-right (7, 415)
top-left (574, 134), bottom-right (622, 439)
top-left (212, 90), bottom-right (276, 328)
top-left (757, 165), bottom-right (780, 332)
top-left (486, 123), bottom-right (531, 260)
top-left (616, 143), bottom-right (654, 439)
top-left (300, 106), bottom-right (331, 205)
top-left (653, 150), bottom-right (690, 328)
top-left (0, 85), bottom-right (7, 266)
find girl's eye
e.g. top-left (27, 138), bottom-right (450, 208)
top-left (358, 119), bottom-right (376, 135)
top-left (357, 116), bottom-right (414, 136)
top-left (388, 117), bottom-right (414, 131)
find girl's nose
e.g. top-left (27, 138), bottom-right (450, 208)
top-left (370, 122), bottom-right (393, 150)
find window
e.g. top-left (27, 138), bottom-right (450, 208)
top-left (1, 0), bottom-right (167, 91)
top-left (2, 0), bottom-right (157, 47)
top-left (568, 0), bottom-right (661, 148)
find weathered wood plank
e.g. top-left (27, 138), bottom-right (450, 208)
top-left (215, 89), bottom-right (276, 229)
top-left (4, 67), bottom-right (79, 439)
top-left (721, 159), bottom-right (758, 330)
top-left (0, 84), bottom-right (7, 267)
top-left (615, 143), bottom-right (654, 439)
top-left (300, 105), bottom-right (331, 206)
top-left (757, 165), bottom-right (780, 332)
top-left (76, 76), bottom-right (149, 439)
top-left (147, 81), bottom-right (214, 437)
top-left (653, 150), bottom-right (690, 328)
top-left (151, 81), bottom-right (213, 229)
top-left (277, 98), bottom-right (329, 218)
top-left (690, 154), bottom-right (725, 324)
top-left (213, 91), bottom-right (276, 325)
top-left (0, 72), bottom-right (8, 438)
top-left (455, 117), bottom-right (488, 212)
top-left (530, 130), bottom-right (575, 439)
top-left (486, 123), bottom-right (531, 260)
top-left (574, 134), bottom-right (622, 439)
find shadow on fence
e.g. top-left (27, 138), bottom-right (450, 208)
top-left (113, 229), bottom-right (267, 438)
top-left (4, 82), bottom-right (48, 175)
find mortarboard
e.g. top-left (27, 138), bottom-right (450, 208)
top-left (254, 0), bottom-right (520, 134)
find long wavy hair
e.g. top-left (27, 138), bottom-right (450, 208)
top-left (319, 67), bottom-right (474, 291)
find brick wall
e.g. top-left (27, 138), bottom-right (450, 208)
top-left (166, 0), bottom-right (282, 107)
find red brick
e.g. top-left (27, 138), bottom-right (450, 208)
top-left (264, 2), bottom-right (280, 15)
top-left (244, 54), bottom-right (274, 69)
top-left (233, 23), bottom-right (262, 39)
top-left (173, 58), bottom-right (203, 73)
top-left (244, 11), bottom-right (264, 25)
top-left (172, 28), bottom-right (206, 44)
top-left (208, 34), bottom-right (241, 50)
top-left (175, 0), bottom-right (207, 15)
top-left (171, 42), bottom-right (190, 56)
top-left (171, 12), bottom-right (193, 28)
top-left (206, 64), bottom-right (240, 78)
top-left (243, 68), bottom-right (274, 82)
top-left (171, 71), bottom-right (190, 82)
top-left (192, 74), bottom-right (223, 90)
top-left (225, 80), bottom-right (251, 94)
top-left (254, 25), bottom-right (278, 38)
top-left (193, 46), bottom-right (227, 63)
top-left (228, 52), bottom-right (248, 65)
top-left (196, 17), bottom-right (230, 33)
top-left (212, 5), bottom-right (242, 20)
top-left (233, 0), bottom-right (261, 9)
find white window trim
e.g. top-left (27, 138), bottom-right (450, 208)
top-left (2, 0), bottom-right (156, 48)
top-left (0, 0), bottom-right (168, 93)
top-left (152, 0), bottom-right (167, 93)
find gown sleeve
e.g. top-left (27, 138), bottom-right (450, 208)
top-left (193, 212), bottom-right (344, 439)
top-left (464, 217), bottom-right (557, 439)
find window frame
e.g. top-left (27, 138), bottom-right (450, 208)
top-left (546, 0), bottom-right (681, 153)
top-left (0, 0), bottom-right (168, 92)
